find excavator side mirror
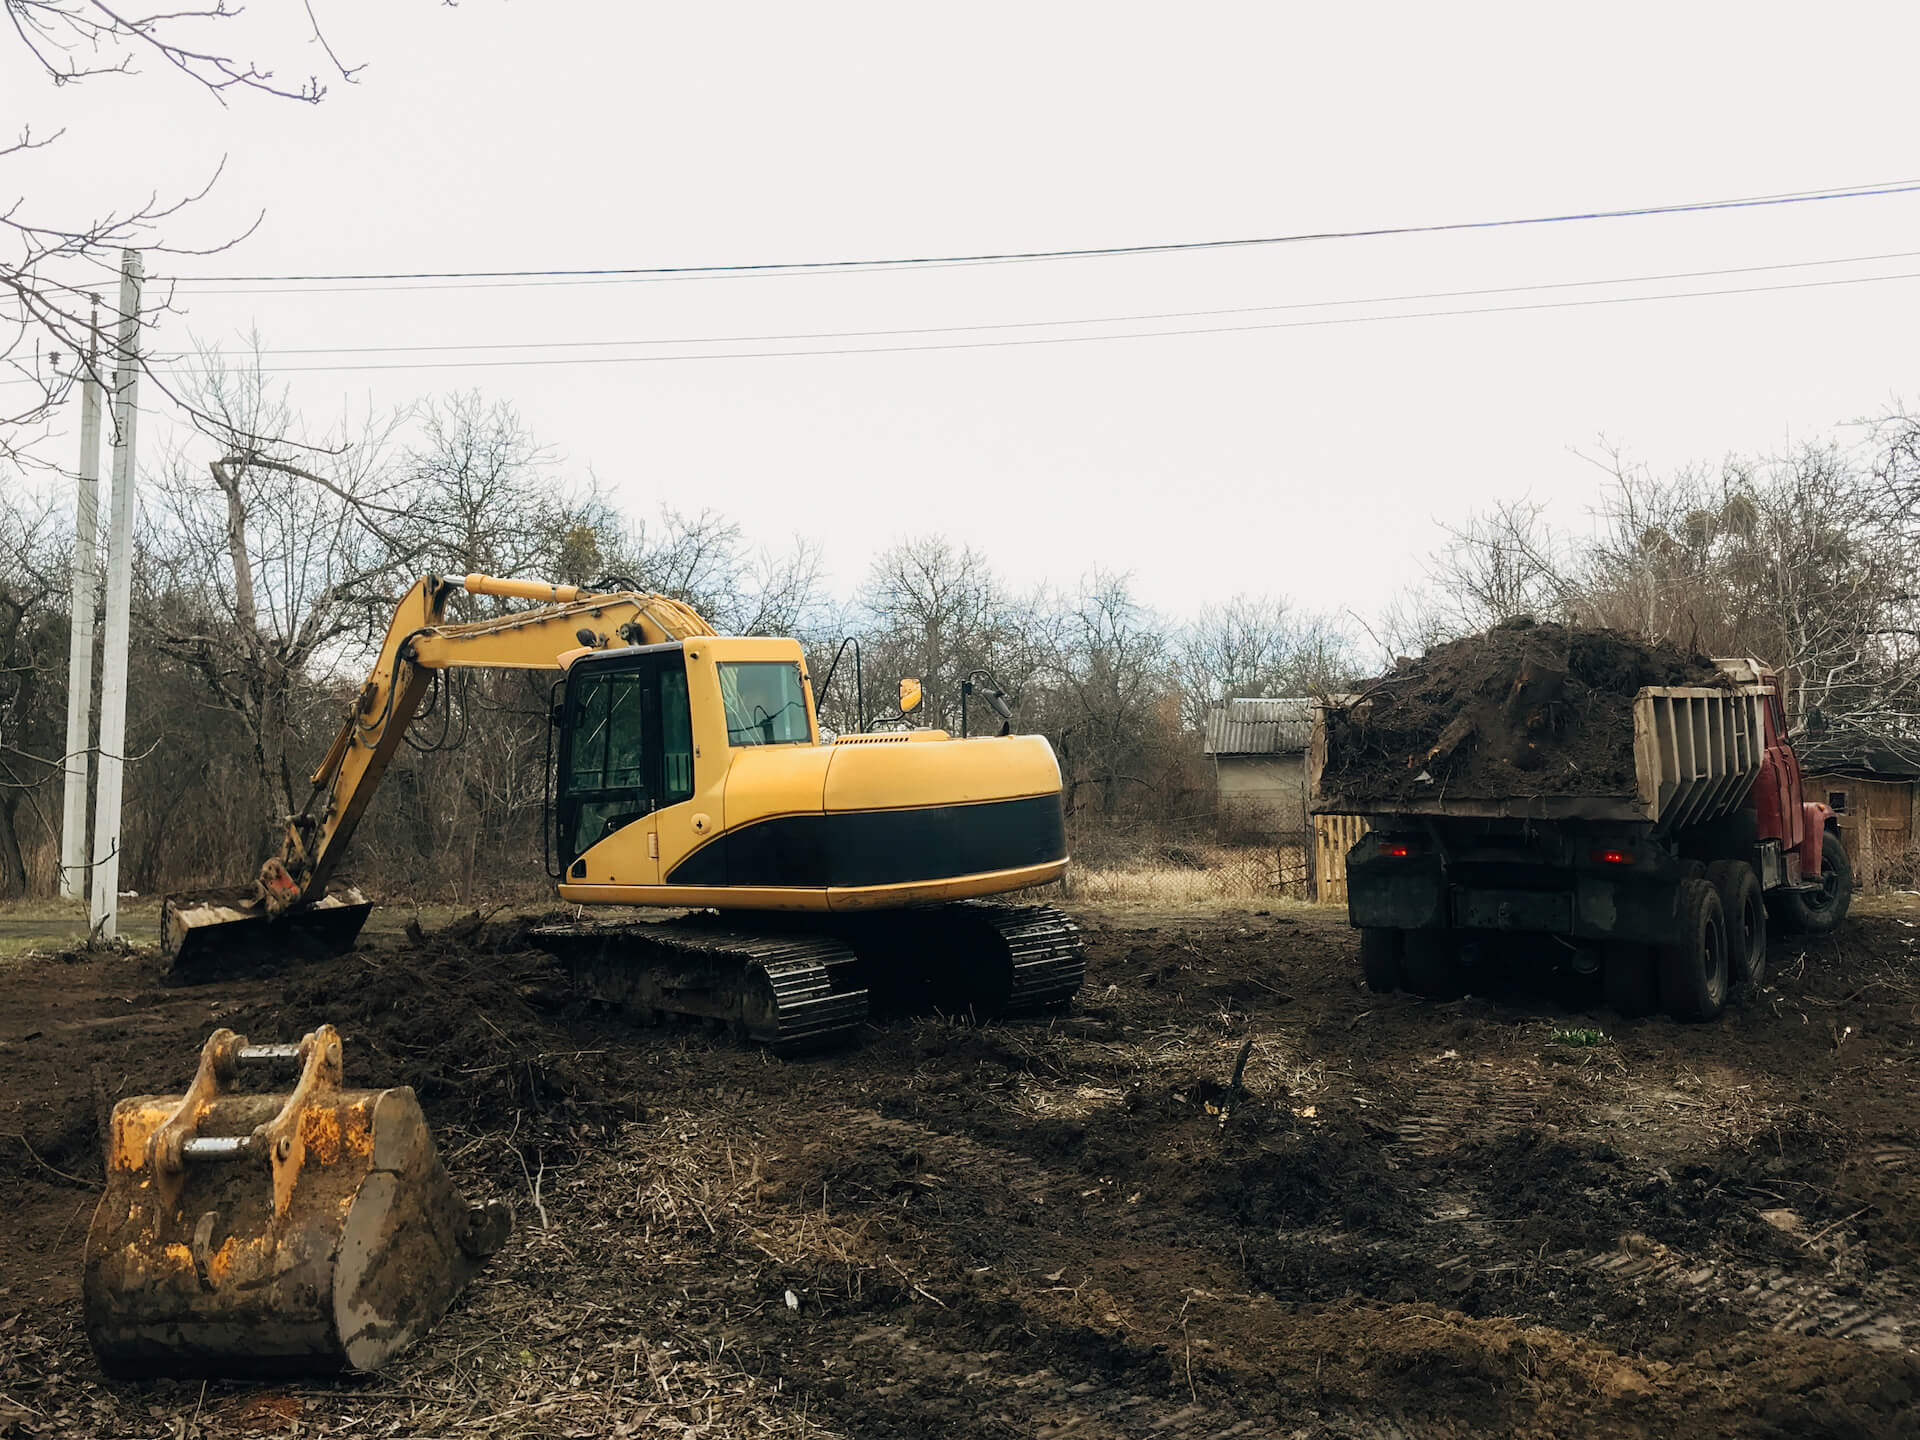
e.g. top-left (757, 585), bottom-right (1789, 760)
top-left (899, 678), bottom-right (922, 714)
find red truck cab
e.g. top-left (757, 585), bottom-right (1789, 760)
top-left (1748, 667), bottom-right (1834, 886)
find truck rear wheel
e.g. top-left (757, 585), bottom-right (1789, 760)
top-left (1402, 932), bottom-right (1462, 999)
top-left (1358, 928), bottom-right (1404, 993)
top-left (1769, 830), bottom-right (1853, 938)
top-left (1705, 859), bottom-right (1767, 987)
top-left (1602, 943), bottom-right (1657, 1017)
top-left (1658, 878), bottom-right (1729, 1022)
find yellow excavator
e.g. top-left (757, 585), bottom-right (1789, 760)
top-left (163, 573), bottom-right (1085, 1048)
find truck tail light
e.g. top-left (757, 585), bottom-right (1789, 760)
top-left (1591, 848), bottom-right (1636, 866)
top-left (1377, 841), bottom-right (1414, 858)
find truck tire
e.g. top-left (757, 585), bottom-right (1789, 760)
top-left (1402, 932), bottom-right (1462, 1000)
top-left (1358, 928), bottom-right (1404, 993)
top-left (1705, 859), bottom-right (1767, 987)
top-left (1602, 943), bottom-right (1657, 1018)
top-left (1658, 878), bottom-right (1729, 1022)
top-left (1769, 830), bottom-right (1853, 938)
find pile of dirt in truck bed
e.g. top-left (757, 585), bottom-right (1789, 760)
top-left (1321, 618), bottom-right (1724, 805)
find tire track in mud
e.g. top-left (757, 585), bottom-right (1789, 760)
top-left (752, 1100), bottom-right (1526, 1436)
top-left (1376, 1051), bottom-right (1920, 1359)
top-left (1580, 1235), bottom-right (1912, 1350)
top-left (749, 1087), bottom-right (1739, 1438)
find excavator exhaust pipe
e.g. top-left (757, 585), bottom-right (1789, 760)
top-left (160, 885), bottom-right (372, 978)
top-left (83, 1025), bottom-right (510, 1379)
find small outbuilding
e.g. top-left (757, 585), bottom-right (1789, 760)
top-left (1203, 697), bottom-right (1314, 837)
top-left (1797, 726), bottom-right (1920, 889)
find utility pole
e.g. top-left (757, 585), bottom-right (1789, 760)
top-left (89, 251), bottom-right (142, 939)
top-left (59, 301), bottom-right (104, 901)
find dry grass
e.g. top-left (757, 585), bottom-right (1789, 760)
top-left (1059, 844), bottom-right (1322, 910)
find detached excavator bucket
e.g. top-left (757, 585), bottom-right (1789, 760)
top-left (161, 885), bottom-right (372, 978)
top-left (83, 1025), bottom-right (511, 1379)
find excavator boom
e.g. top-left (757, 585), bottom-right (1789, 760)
top-left (162, 574), bottom-right (713, 970)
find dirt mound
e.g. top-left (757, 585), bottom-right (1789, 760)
top-left (1321, 619), bottom-right (1722, 804)
top-left (227, 915), bottom-right (626, 1141)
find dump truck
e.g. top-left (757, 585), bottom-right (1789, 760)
top-left (1311, 636), bottom-right (1850, 1021)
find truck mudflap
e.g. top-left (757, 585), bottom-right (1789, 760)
top-left (1344, 837), bottom-right (1447, 931)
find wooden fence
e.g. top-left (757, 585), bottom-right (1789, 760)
top-left (1312, 814), bottom-right (1370, 905)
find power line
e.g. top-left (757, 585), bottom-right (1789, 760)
top-left (237, 247), bottom-right (1920, 358)
top-left (147, 264), bottom-right (1920, 377)
top-left (158, 176), bottom-right (1920, 288)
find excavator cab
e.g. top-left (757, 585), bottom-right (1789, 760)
top-left (551, 640), bottom-right (697, 872)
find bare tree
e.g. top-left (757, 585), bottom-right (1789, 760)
top-left (2, 3), bottom-right (363, 455)
top-left (1405, 433), bottom-right (1920, 738)
top-left (1425, 497), bottom-right (1578, 635)
top-left (1172, 593), bottom-right (1355, 728)
top-left (601, 507), bottom-right (825, 638)
top-left (853, 536), bottom-right (1023, 730)
top-left (136, 348), bottom-right (406, 840)
top-left (1581, 443), bottom-right (1920, 729)
top-left (0, 492), bottom-right (63, 891)
top-left (1031, 572), bottom-right (1179, 820)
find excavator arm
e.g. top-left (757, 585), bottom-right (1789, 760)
top-left (163, 573), bottom-right (715, 970)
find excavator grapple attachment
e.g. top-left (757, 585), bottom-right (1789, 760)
top-left (83, 1025), bottom-right (510, 1379)
top-left (160, 885), bottom-right (372, 978)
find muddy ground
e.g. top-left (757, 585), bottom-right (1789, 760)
top-left (2, 900), bottom-right (1917, 1439)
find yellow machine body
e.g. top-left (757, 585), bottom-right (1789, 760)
top-left (556, 635), bottom-right (1067, 911)
top-left (83, 1026), bottom-right (510, 1378)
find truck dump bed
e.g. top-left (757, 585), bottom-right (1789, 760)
top-left (1311, 661), bottom-right (1767, 831)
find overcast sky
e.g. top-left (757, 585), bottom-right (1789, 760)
top-left (10, 2), bottom-right (1920, 638)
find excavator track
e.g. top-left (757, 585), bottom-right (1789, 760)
top-left (979, 902), bottom-right (1086, 1014)
top-left (532, 920), bottom-right (869, 1054)
top-left (899, 901), bottom-right (1086, 1017)
top-left (531, 901), bottom-right (1085, 1053)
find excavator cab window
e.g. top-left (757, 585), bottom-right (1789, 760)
top-left (557, 648), bottom-right (694, 864)
top-left (718, 661), bottom-right (811, 747)
top-left (660, 668), bottom-right (694, 804)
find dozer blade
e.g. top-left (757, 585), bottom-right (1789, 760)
top-left (161, 885), bottom-right (372, 978)
top-left (83, 1024), bottom-right (511, 1379)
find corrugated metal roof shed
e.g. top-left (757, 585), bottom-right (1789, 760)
top-left (1204, 697), bottom-right (1315, 756)
top-left (1797, 725), bottom-right (1920, 781)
